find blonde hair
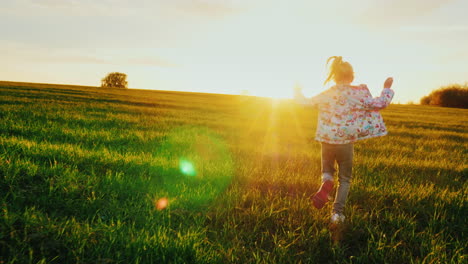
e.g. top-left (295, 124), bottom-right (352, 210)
top-left (324, 56), bottom-right (354, 85)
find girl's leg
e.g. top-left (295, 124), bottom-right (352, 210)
top-left (312, 143), bottom-right (336, 209)
top-left (333, 143), bottom-right (354, 215)
top-left (321, 143), bottom-right (336, 182)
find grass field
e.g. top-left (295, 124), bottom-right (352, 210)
top-left (0, 81), bottom-right (467, 263)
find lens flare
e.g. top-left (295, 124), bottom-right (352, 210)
top-left (155, 197), bottom-right (168, 210)
top-left (152, 126), bottom-right (234, 210)
top-left (179, 158), bottom-right (196, 177)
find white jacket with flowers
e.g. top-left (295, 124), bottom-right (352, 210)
top-left (295, 84), bottom-right (394, 144)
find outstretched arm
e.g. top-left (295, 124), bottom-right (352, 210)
top-left (362, 77), bottom-right (395, 110)
top-left (294, 87), bottom-right (328, 107)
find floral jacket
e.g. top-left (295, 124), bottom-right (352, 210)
top-left (295, 84), bottom-right (394, 144)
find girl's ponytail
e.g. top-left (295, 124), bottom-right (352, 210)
top-left (324, 56), bottom-right (354, 85)
top-left (327, 56), bottom-right (342, 67)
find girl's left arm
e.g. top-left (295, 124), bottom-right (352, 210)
top-left (364, 77), bottom-right (395, 110)
top-left (362, 88), bottom-right (395, 110)
top-left (358, 78), bottom-right (395, 110)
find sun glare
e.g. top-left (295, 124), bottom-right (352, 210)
top-left (269, 92), bottom-right (289, 99)
top-left (256, 89), bottom-right (293, 99)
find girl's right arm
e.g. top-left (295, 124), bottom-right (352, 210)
top-left (294, 87), bottom-right (329, 107)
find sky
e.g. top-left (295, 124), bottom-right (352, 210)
top-left (1, 0), bottom-right (468, 103)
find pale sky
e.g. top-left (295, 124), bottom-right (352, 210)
top-left (2, 0), bottom-right (468, 102)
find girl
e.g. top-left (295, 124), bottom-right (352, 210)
top-left (294, 56), bottom-right (394, 224)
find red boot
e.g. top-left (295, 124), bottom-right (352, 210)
top-left (312, 180), bottom-right (334, 209)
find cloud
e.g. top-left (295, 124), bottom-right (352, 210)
top-left (1, 0), bottom-right (154, 17)
top-left (1, 0), bottom-right (247, 19)
top-left (125, 57), bottom-right (179, 68)
top-left (42, 54), bottom-right (179, 68)
top-left (29, 0), bottom-right (85, 9)
top-left (33, 55), bottom-right (111, 65)
top-left (437, 50), bottom-right (468, 64)
top-left (1, 40), bottom-right (178, 68)
top-left (169, 0), bottom-right (246, 18)
top-left (400, 25), bottom-right (468, 33)
top-left (355, 0), bottom-right (457, 27)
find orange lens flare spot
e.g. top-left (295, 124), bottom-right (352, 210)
top-left (155, 197), bottom-right (169, 210)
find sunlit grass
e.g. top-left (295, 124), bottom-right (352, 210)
top-left (0, 82), bottom-right (467, 263)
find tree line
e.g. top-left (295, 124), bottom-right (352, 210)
top-left (100, 72), bottom-right (467, 109)
top-left (420, 84), bottom-right (468, 109)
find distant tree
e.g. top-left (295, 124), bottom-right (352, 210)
top-left (420, 84), bottom-right (468, 108)
top-left (420, 95), bottom-right (431, 105)
top-left (101, 72), bottom-right (128, 89)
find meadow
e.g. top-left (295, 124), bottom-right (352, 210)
top-left (0, 81), bottom-right (466, 263)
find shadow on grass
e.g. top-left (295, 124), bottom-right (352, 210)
top-left (388, 120), bottom-right (467, 134)
top-left (1, 157), bottom-right (230, 225)
top-left (336, 181), bottom-right (466, 263)
top-left (1, 121), bottom-right (167, 154)
top-left (354, 161), bottom-right (465, 190)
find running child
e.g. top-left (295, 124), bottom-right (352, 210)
top-left (294, 56), bottom-right (394, 224)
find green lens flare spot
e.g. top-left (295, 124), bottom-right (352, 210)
top-left (153, 126), bottom-right (234, 210)
top-left (179, 158), bottom-right (196, 177)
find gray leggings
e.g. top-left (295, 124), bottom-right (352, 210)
top-left (321, 142), bottom-right (354, 215)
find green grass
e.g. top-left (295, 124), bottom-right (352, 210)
top-left (0, 81), bottom-right (467, 263)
